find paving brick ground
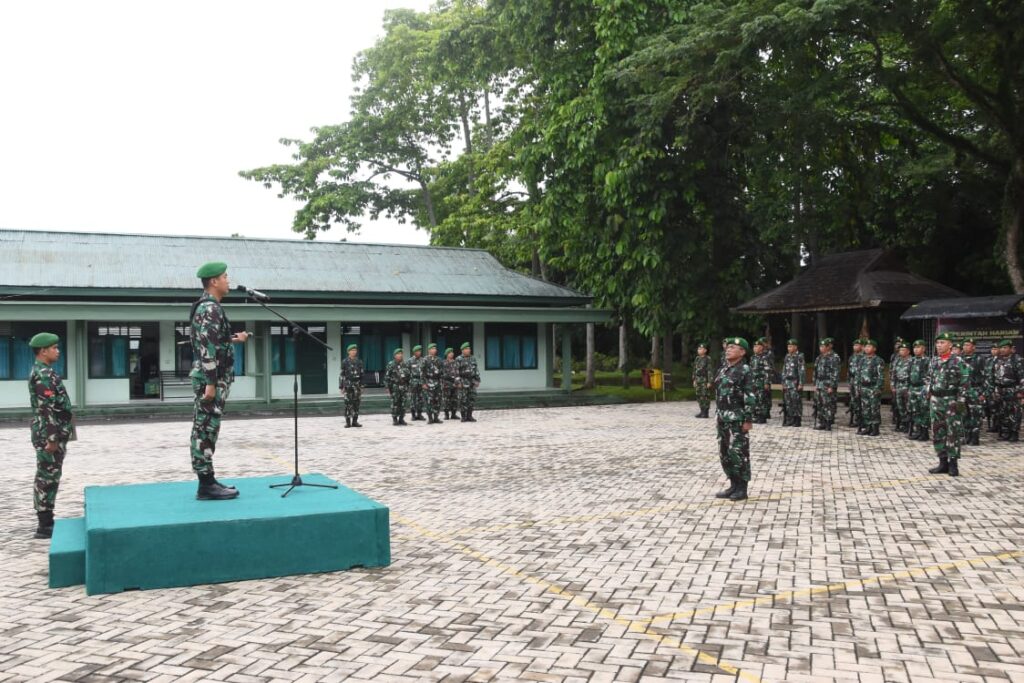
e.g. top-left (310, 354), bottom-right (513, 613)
top-left (1, 402), bottom-right (1022, 683)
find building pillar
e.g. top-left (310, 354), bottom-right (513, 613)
top-left (74, 320), bottom-right (88, 409)
top-left (561, 325), bottom-right (572, 392)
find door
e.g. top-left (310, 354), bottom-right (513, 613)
top-left (296, 323), bottom-right (328, 395)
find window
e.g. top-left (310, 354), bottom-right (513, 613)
top-left (271, 325), bottom-right (297, 374)
top-left (88, 324), bottom-right (139, 378)
top-left (174, 322), bottom-right (247, 377)
top-left (0, 322), bottom-right (68, 380)
top-left (485, 323), bottom-right (538, 370)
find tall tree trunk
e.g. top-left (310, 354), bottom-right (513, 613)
top-left (661, 332), bottom-right (672, 389)
top-left (651, 335), bottom-right (661, 369)
top-left (483, 89), bottom-right (492, 148)
top-left (1004, 159), bottom-right (1024, 294)
top-left (420, 181), bottom-right (438, 229)
top-left (584, 323), bottom-right (596, 389)
top-left (619, 322), bottom-right (629, 388)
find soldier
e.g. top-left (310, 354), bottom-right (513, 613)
top-left (692, 342), bottom-right (713, 418)
top-left (408, 345), bottom-right (426, 421)
top-left (889, 337), bottom-right (904, 423)
top-left (847, 339), bottom-right (864, 428)
top-left (994, 339), bottom-right (1023, 442)
top-left (925, 332), bottom-right (967, 476)
top-left (421, 343), bottom-right (445, 424)
top-left (385, 348), bottom-right (411, 426)
top-left (189, 262), bottom-right (246, 501)
top-left (813, 338), bottom-right (840, 430)
top-left (27, 332), bottom-right (73, 539)
top-left (455, 341), bottom-right (481, 422)
top-left (339, 343), bottom-right (364, 428)
top-left (891, 342), bottom-right (912, 433)
top-left (960, 338), bottom-right (984, 445)
top-left (713, 337), bottom-right (757, 502)
top-left (985, 344), bottom-right (1001, 433)
top-left (442, 347), bottom-right (459, 420)
top-left (781, 338), bottom-right (805, 427)
top-left (908, 340), bottom-right (931, 441)
top-left (858, 339), bottom-right (885, 436)
top-left (750, 338), bottom-right (771, 423)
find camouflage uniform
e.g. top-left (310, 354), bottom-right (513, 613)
top-left (908, 352), bottom-right (931, 439)
top-left (692, 353), bottom-right (714, 417)
top-left (385, 358), bottom-right (411, 423)
top-left (749, 351), bottom-right (771, 422)
top-left (858, 354), bottom-right (885, 433)
top-left (813, 348), bottom-right (840, 429)
top-left (442, 355), bottom-right (460, 418)
top-left (421, 353), bottom-right (444, 422)
top-left (339, 356), bottom-right (363, 424)
top-left (29, 359), bottom-right (73, 513)
top-left (408, 353), bottom-right (426, 420)
top-left (993, 352), bottom-right (1023, 440)
top-left (984, 350), bottom-right (1000, 432)
top-left (455, 353), bottom-right (481, 420)
top-left (959, 351), bottom-right (985, 445)
top-left (890, 354), bottom-right (912, 432)
top-left (781, 351), bottom-right (805, 425)
top-left (926, 352), bottom-right (967, 470)
top-left (714, 359), bottom-right (756, 485)
top-left (847, 351), bottom-right (864, 428)
top-left (189, 292), bottom-right (235, 476)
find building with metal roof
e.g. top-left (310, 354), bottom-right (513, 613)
top-left (0, 230), bottom-right (609, 411)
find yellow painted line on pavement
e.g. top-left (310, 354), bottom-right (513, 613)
top-left (394, 513), bottom-right (763, 683)
top-left (641, 549), bottom-right (1024, 627)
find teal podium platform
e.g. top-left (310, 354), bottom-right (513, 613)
top-left (49, 517), bottom-right (87, 588)
top-left (49, 474), bottom-right (390, 595)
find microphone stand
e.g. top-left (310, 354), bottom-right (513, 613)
top-left (241, 288), bottom-right (338, 498)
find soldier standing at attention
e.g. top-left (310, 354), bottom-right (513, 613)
top-left (960, 338), bottom-right (984, 445)
top-left (421, 343), bottom-right (445, 424)
top-left (190, 262), bottom-right (246, 501)
top-left (781, 338), bottom-right (805, 427)
top-left (27, 333), bottom-right (73, 539)
top-left (858, 339), bottom-right (885, 436)
top-left (985, 344), bottom-right (1001, 433)
top-left (889, 337), bottom-right (903, 423)
top-left (926, 333), bottom-right (967, 476)
top-left (456, 341), bottom-right (480, 422)
top-left (692, 342), bottom-right (713, 418)
top-left (713, 337), bottom-right (757, 502)
top-left (994, 339), bottom-right (1023, 442)
top-left (750, 338), bottom-right (770, 423)
top-left (908, 340), bottom-right (931, 441)
top-left (442, 347), bottom-right (459, 420)
top-left (408, 345), bottom-right (426, 421)
top-left (847, 339), bottom-right (864, 428)
top-left (339, 343), bottom-right (363, 428)
top-left (385, 348), bottom-right (411, 426)
top-left (891, 342), bottom-right (912, 433)
top-left (813, 338), bottom-right (840, 430)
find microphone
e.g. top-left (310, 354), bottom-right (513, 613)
top-left (237, 285), bottom-right (271, 302)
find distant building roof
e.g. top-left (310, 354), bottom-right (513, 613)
top-left (0, 229), bottom-right (589, 305)
top-left (735, 249), bottom-right (964, 314)
top-left (900, 295), bottom-right (1024, 321)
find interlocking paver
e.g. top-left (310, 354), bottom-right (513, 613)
top-left (1, 403), bottom-right (1022, 682)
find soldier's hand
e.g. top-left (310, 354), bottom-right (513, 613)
top-left (44, 440), bottom-right (58, 453)
top-left (202, 384), bottom-right (216, 402)
top-left (741, 421), bottom-right (752, 433)
top-left (231, 331), bottom-right (249, 343)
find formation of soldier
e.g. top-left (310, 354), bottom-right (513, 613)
top-left (380, 341), bottom-right (480, 425)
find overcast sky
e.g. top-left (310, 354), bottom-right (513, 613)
top-left (0, 0), bottom-right (433, 245)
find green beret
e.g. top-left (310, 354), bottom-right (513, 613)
top-left (853, 338), bottom-right (863, 346)
top-left (864, 339), bottom-right (877, 347)
top-left (460, 342), bottom-right (471, 350)
top-left (952, 340), bottom-right (962, 348)
top-left (999, 339), bottom-right (1013, 348)
top-left (725, 336), bottom-right (749, 352)
top-left (754, 337), bottom-right (766, 345)
top-left (820, 337), bottom-right (833, 346)
top-left (696, 341), bottom-right (708, 350)
top-left (412, 344), bottom-right (423, 352)
top-left (963, 338), bottom-right (976, 345)
top-left (913, 339), bottom-right (926, 347)
top-left (346, 343), bottom-right (358, 352)
top-left (428, 343), bottom-right (437, 350)
top-left (936, 332), bottom-right (954, 342)
top-left (894, 337), bottom-right (904, 343)
top-left (29, 332), bottom-right (60, 349)
top-left (393, 347), bottom-right (404, 356)
top-left (444, 347), bottom-right (454, 355)
top-left (196, 261), bottom-right (227, 278)
top-left (787, 338), bottom-right (798, 345)
top-left (898, 342), bottom-right (909, 349)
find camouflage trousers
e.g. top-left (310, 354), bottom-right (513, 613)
top-left (760, 385), bottom-right (772, 419)
top-left (849, 385), bottom-right (862, 426)
top-left (782, 382), bottom-right (802, 420)
top-left (694, 383), bottom-right (713, 412)
top-left (457, 383), bottom-right (477, 414)
top-left (424, 381), bottom-right (442, 417)
top-left (342, 385), bottom-right (362, 418)
top-left (894, 387), bottom-right (910, 427)
top-left (442, 381), bottom-right (458, 414)
top-left (929, 395), bottom-right (963, 461)
top-left (859, 387), bottom-right (881, 427)
top-left (190, 379), bottom-right (230, 476)
top-left (909, 386), bottom-right (930, 428)
top-left (34, 441), bottom-right (68, 512)
top-left (410, 384), bottom-right (425, 414)
top-left (389, 386), bottom-right (408, 418)
top-left (751, 379), bottom-right (769, 419)
top-left (815, 387), bottom-right (836, 425)
top-left (963, 388), bottom-right (983, 439)
top-left (997, 387), bottom-right (1021, 436)
top-left (716, 418), bottom-right (751, 482)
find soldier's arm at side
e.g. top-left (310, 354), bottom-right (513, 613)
top-left (36, 368), bottom-right (69, 450)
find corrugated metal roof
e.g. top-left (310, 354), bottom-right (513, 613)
top-left (900, 295), bottom-right (1024, 320)
top-left (0, 229), bottom-right (589, 303)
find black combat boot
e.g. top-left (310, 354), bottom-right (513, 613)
top-left (825, 421), bottom-right (833, 431)
top-left (352, 415), bottom-right (362, 427)
top-left (793, 417), bottom-right (802, 427)
top-left (444, 410), bottom-right (450, 420)
top-left (435, 413), bottom-right (443, 424)
top-left (415, 410), bottom-right (427, 421)
top-left (729, 480), bottom-right (748, 501)
top-left (398, 415), bottom-right (408, 426)
top-left (857, 426), bottom-right (867, 435)
top-left (869, 424), bottom-right (880, 436)
top-left (1010, 432), bottom-right (1019, 442)
top-left (702, 408), bottom-right (710, 418)
top-left (715, 477), bottom-right (737, 499)
top-left (948, 458), bottom-right (959, 477)
top-left (907, 426), bottom-right (917, 440)
top-left (451, 411), bottom-right (459, 420)
top-left (465, 410), bottom-right (477, 422)
top-left (392, 416), bottom-right (400, 426)
top-left (814, 421), bottom-right (825, 430)
top-left (998, 431), bottom-right (1009, 441)
top-left (969, 429), bottom-right (979, 445)
top-left (849, 413), bottom-right (856, 427)
top-left (928, 456), bottom-right (949, 474)
top-left (782, 415), bottom-right (791, 427)
top-left (197, 473), bottom-right (239, 500)
top-left (345, 416), bottom-right (352, 428)
top-left (695, 409), bottom-right (704, 418)
top-left (34, 510), bottom-right (54, 539)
